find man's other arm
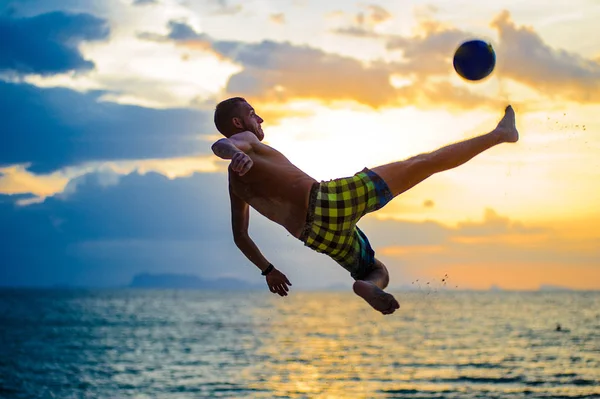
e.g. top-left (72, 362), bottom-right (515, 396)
top-left (229, 183), bottom-right (270, 272)
top-left (229, 183), bottom-right (291, 296)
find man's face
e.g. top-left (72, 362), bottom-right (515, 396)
top-left (238, 102), bottom-right (264, 141)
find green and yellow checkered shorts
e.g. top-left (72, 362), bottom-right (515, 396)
top-left (299, 168), bottom-right (394, 280)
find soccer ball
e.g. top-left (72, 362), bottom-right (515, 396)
top-left (453, 39), bottom-right (496, 81)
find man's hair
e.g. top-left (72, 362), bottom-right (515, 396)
top-left (214, 97), bottom-right (247, 137)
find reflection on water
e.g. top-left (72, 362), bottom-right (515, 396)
top-left (0, 289), bottom-right (598, 398)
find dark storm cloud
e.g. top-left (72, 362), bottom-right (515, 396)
top-left (0, 11), bottom-right (109, 75)
top-left (0, 172), bottom-right (234, 286)
top-left (0, 81), bottom-right (213, 174)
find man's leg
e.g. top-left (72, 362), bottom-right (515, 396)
top-left (353, 258), bottom-right (400, 315)
top-left (351, 106), bottom-right (518, 315)
top-left (371, 105), bottom-right (519, 198)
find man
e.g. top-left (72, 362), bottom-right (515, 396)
top-left (211, 97), bottom-right (519, 315)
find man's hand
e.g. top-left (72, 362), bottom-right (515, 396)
top-left (266, 268), bottom-right (292, 296)
top-left (231, 152), bottom-right (253, 176)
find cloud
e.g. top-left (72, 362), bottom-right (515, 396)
top-left (358, 209), bottom-right (598, 289)
top-left (140, 11), bottom-right (600, 112)
top-left (0, 170), bottom-right (338, 287)
top-left (332, 26), bottom-right (379, 38)
top-left (218, 40), bottom-right (397, 107)
top-left (167, 20), bottom-right (207, 41)
top-left (183, 0), bottom-right (242, 16)
top-left (454, 208), bottom-right (546, 237)
top-left (2, 171), bottom-right (598, 290)
top-left (491, 10), bottom-right (600, 103)
top-left (139, 22), bottom-right (398, 108)
top-left (361, 208), bottom-right (549, 251)
top-left (331, 4), bottom-right (392, 37)
top-left (386, 21), bottom-right (470, 79)
top-left (0, 81), bottom-right (213, 174)
top-left (386, 10), bottom-right (600, 104)
top-left (1, 0), bottom-right (102, 18)
top-left (140, 21), bottom-right (498, 111)
top-left (394, 79), bottom-right (505, 110)
top-left (331, 10), bottom-right (600, 106)
top-left (269, 13), bottom-right (285, 25)
top-left (212, 0), bottom-right (242, 15)
top-left (0, 171), bottom-right (230, 286)
top-left (133, 0), bottom-right (157, 5)
top-left (136, 20), bottom-right (211, 49)
top-left (0, 193), bottom-right (35, 204)
top-left (0, 11), bottom-right (109, 76)
top-left (365, 5), bottom-right (392, 25)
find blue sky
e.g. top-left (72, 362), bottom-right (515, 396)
top-left (1, 0), bottom-right (599, 290)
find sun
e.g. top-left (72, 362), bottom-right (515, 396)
top-left (262, 103), bottom-right (492, 181)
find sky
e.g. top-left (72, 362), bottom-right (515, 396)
top-left (1, 0), bottom-right (599, 290)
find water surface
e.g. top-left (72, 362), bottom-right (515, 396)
top-left (1, 289), bottom-right (598, 398)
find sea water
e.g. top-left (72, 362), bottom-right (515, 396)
top-left (1, 289), bottom-right (598, 399)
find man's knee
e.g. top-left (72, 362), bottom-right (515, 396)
top-left (373, 258), bottom-right (390, 287)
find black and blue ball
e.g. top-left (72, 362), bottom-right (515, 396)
top-left (453, 39), bottom-right (496, 81)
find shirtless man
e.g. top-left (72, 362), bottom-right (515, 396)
top-left (211, 97), bottom-right (519, 315)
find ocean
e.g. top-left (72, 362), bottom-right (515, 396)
top-left (0, 289), bottom-right (598, 399)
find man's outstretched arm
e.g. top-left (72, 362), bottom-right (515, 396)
top-left (212, 138), bottom-right (243, 159)
top-left (229, 183), bottom-right (292, 296)
top-left (212, 137), bottom-right (254, 176)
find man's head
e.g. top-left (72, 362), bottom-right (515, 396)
top-left (214, 97), bottom-right (264, 140)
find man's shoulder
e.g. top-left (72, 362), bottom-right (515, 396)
top-left (229, 131), bottom-right (260, 153)
top-left (230, 130), bottom-right (258, 142)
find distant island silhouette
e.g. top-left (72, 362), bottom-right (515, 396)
top-left (129, 273), bottom-right (263, 290)
top-left (538, 284), bottom-right (573, 292)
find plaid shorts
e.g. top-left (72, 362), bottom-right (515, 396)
top-left (299, 168), bottom-right (394, 280)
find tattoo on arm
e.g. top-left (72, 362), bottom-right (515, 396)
top-left (212, 138), bottom-right (242, 159)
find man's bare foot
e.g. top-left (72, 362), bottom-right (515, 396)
top-left (495, 105), bottom-right (519, 143)
top-left (353, 280), bottom-right (400, 315)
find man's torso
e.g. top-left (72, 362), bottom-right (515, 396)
top-left (228, 140), bottom-right (317, 238)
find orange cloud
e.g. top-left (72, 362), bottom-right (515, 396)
top-left (270, 13), bottom-right (285, 25)
top-left (140, 12), bottom-right (600, 113)
top-left (360, 209), bottom-right (599, 290)
top-left (394, 80), bottom-right (506, 110)
top-left (455, 208), bottom-right (547, 237)
top-left (491, 10), bottom-right (600, 103)
top-left (364, 5), bottom-right (392, 25)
